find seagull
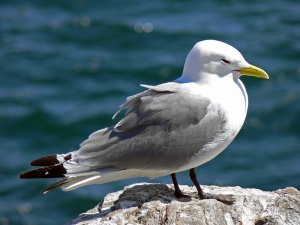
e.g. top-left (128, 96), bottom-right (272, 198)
top-left (19, 40), bottom-right (269, 200)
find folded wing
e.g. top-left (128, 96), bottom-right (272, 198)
top-left (19, 82), bottom-right (225, 192)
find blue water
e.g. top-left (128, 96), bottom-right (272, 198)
top-left (1, 0), bottom-right (300, 224)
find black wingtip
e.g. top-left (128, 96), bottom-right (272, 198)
top-left (30, 154), bottom-right (72, 166)
top-left (19, 164), bottom-right (66, 179)
top-left (30, 154), bottom-right (60, 166)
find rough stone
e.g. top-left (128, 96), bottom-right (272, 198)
top-left (69, 183), bottom-right (300, 225)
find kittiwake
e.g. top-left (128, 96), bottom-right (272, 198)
top-left (19, 40), bottom-right (269, 200)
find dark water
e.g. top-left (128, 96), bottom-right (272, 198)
top-left (1, 0), bottom-right (300, 224)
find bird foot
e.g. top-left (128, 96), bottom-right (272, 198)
top-left (204, 194), bottom-right (235, 205)
top-left (174, 191), bottom-right (190, 199)
top-left (174, 191), bottom-right (234, 205)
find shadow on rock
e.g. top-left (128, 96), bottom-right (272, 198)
top-left (114, 183), bottom-right (191, 210)
top-left (74, 183), bottom-right (190, 224)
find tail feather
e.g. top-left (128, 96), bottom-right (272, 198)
top-left (19, 164), bottom-right (66, 179)
top-left (19, 151), bottom-right (140, 193)
top-left (61, 169), bottom-right (139, 191)
top-left (61, 175), bottom-right (102, 191)
top-left (43, 177), bottom-right (69, 194)
top-left (20, 167), bottom-right (141, 193)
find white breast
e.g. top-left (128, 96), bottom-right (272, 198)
top-left (174, 78), bottom-right (248, 173)
top-left (220, 78), bottom-right (248, 130)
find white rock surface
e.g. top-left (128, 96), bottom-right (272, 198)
top-left (70, 183), bottom-right (300, 225)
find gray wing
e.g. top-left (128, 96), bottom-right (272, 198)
top-left (74, 82), bottom-right (225, 171)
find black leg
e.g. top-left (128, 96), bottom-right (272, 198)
top-left (189, 168), bottom-right (204, 199)
top-left (189, 168), bottom-right (234, 205)
top-left (171, 173), bottom-right (189, 198)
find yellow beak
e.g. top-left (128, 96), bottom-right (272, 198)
top-left (239, 64), bottom-right (269, 79)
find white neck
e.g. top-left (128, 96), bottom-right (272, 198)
top-left (175, 72), bottom-right (248, 113)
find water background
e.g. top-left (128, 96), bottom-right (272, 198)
top-left (1, 0), bottom-right (300, 224)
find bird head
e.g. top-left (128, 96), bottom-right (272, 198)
top-left (181, 40), bottom-right (269, 82)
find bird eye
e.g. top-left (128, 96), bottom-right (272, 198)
top-left (221, 59), bottom-right (231, 64)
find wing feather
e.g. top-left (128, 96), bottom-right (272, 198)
top-left (74, 82), bottom-right (224, 170)
top-left (21, 82), bottom-right (226, 185)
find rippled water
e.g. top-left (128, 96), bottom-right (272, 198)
top-left (1, 0), bottom-right (300, 224)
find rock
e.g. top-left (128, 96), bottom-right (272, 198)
top-left (70, 183), bottom-right (300, 225)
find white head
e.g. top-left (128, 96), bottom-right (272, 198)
top-left (181, 40), bottom-right (268, 82)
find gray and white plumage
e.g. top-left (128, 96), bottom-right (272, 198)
top-left (19, 40), bottom-right (269, 193)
